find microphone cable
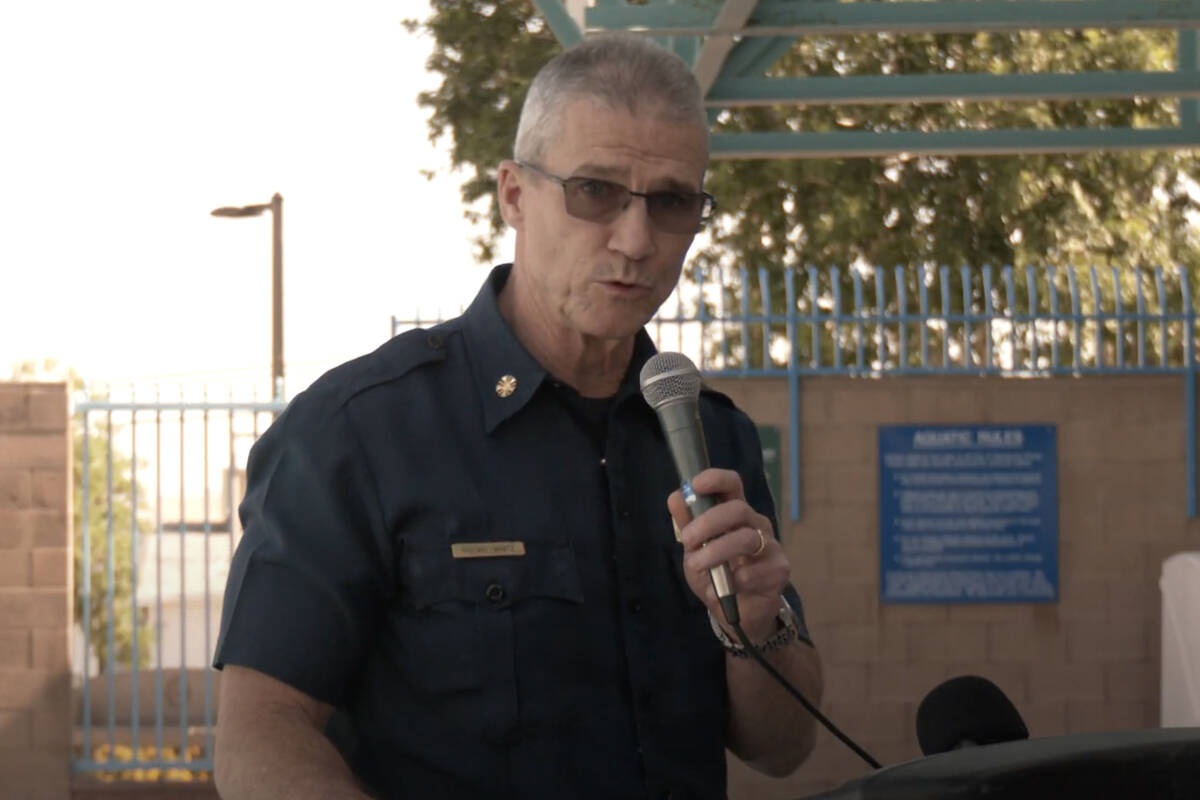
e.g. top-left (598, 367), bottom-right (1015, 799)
top-left (730, 618), bottom-right (882, 769)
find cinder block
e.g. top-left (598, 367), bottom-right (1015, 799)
top-left (1104, 500), bottom-right (1185, 543)
top-left (880, 604), bottom-right (950, 624)
top-left (30, 630), bottom-right (68, 672)
top-left (27, 390), bottom-right (67, 433)
top-left (31, 550), bottom-right (67, 589)
top-left (1055, 579), bottom-right (1109, 621)
top-left (829, 544), bottom-right (876, 582)
top-left (821, 663), bottom-right (868, 703)
top-left (1060, 541), bottom-right (1145, 581)
top-left (1104, 662), bottom-right (1157, 704)
top-left (825, 506), bottom-right (875, 545)
top-left (800, 464), bottom-right (830, 505)
top-left (803, 582), bottom-right (877, 625)
top-left (0, 709), bottom-right (31, 748)
top-left (1030, 663), bottom-right (1104, 702)
top-left (829, 624), bottom-right (878, 664)
top-left (27, 590), bottom-right (68, 629)
top-left (802, 426), bottom-right (874, 465)
top-left (830, 388), bottom-right (909, 425)
top-left (0, 630), bottom-right (30, 668)
top-left (1065, 618), bottom-right (1147, 663)
top-left (1101, 422), bottom-right (1185, 463)
top-left (867, 663), bottom-right (950, 703)
top-left (825, 700), bottom-right (913, 744)
top-left (799, 381), bottom-right (832, 426)
top-left (0, 668), bottom-right (55, 709)
top-left (0, 390), bottom-right (30, 430)
top-left (0, 592), bottom-right (33, 629)
top-left (31, 704), bottom-right (70, 748)
top-left (31, 510), bottom-right (66, 549)
top-left (988, 618), bottom-right (1066, 663)
top-left (982, 384), bottom-right (1064, 421)
top-left (1022, 700), bottom-right (1067, 737)
top-left (826, 464), bottom-right (876, 505)
top-left (0, 435), bottom-right (68, 469)
top-left (0, 749), bottom-right (70, 798)
top-left (1066, 700), bottom-right (1148, 734)
top-left (1105, 581), bottom-right (1158, 622)
top-left (948, 604), bottom-right (1034, 624)
top-left (908, 621), bottom-right (987, 664)
top-left (29, 471), bottom-right (67, 511)
top-left (0, 551), bottom-right (31, 587)
top-left (0, 509), bottom-right (33, 549)
top-left (1058, 422), bottom-right (1105, 465)
top-left (0, 469), bottom-right (31, 509)
top-left (876, 622), bottom-right (908, 664)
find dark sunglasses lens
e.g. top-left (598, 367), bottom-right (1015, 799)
top-left (646, 192), bottom-right (706, 233)
top-left (563, 178), bottom-right (625, 221)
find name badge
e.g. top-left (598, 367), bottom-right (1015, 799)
top-left (451, 541), bottom-right (527, 559)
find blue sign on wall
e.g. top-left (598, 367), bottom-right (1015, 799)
top-left (879, 424), bottom-right (1058, 603)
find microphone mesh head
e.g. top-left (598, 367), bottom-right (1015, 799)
top-left (639, 352), bottom-right (701, 409)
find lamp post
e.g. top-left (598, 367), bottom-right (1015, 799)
top-left (211, 193), bottom-right (284, 401)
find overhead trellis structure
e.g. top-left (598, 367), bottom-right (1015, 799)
top-left (530, 0), bottom-right (1200, 158)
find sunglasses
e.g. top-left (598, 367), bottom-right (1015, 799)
top-left (516, 161), bottom-right (716, 235)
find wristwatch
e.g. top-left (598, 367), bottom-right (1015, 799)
top-left (708, 598), bottom-right (801, 658)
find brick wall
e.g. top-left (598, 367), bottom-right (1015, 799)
top-left (1, 383), bottom-right (72, 800)
top-left (713, 375), bottom-right (1194, 799)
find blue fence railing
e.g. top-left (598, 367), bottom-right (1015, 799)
top-left (72, 388), bottom-right (285, 780)
top-left (393, 264), bottom-right (1200, 520)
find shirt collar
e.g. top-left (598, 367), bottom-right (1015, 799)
top-left (461, 264), bottom-right (659, 434)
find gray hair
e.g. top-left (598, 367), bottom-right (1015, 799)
top-left (513, 33), bottom-right (708, 163)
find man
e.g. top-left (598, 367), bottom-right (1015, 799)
top-left (213, 33), bottom-right (822, 800)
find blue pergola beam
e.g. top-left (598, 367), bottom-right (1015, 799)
top-left (711, 126), bottom-right (1200, 159)
top-left (707, 71), bottom-right (1200, 107)
top-left (586, 0), bottom-right (1200, 37)
top-left (531, 0), bottom-right (583, 48)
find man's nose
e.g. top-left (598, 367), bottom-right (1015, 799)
top-left (607, 195), bottom-right (656, 260)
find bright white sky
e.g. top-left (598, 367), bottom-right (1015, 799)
top-left (0, 1), bottom-right (503, 397)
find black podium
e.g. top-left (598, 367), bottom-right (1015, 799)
top-left (802, 727), bottom-right (1200, 799)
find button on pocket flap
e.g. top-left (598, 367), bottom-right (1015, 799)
top-left (402, 541), bottom-right (583, 610)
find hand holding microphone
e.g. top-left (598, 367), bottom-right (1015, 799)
top-left (640, 352), bottom-right (790, 639)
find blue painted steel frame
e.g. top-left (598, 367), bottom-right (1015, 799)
top-left (391, 265), bottom-right (1200, 521)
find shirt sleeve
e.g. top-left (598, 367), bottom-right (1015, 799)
top-left (213, 397), bottom-right (392, 706)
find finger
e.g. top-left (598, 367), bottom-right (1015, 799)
top-left (686, 468), bottom-right (746, 502)
top-left (666, 488), bottom-right (691, 532)
top-left (678, 500), bottom-right (758, 551)
top-left (682, 525), bottom-right (764, 573)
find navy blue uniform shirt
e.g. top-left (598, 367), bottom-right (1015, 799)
top-left (215, 265), bottom-right (807, 799)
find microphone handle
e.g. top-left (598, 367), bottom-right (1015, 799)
top-left (655, 400), bottom-right (740, 626)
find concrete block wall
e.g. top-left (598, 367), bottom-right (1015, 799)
top-left (0, 383), bottom-right (72, 800)
top-left (715, 375), bottom-right (1192, 799)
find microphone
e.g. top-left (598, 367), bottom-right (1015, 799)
top-left (639, 352), bottom-right (739, 626)
top-left (916, 675), bottom-right (1030, 756)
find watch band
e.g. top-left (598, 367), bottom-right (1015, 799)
top-left (709, 600), bottom-right (799, 658)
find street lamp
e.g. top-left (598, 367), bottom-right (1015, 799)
top-left (211, 193), bottom-right (284, 401)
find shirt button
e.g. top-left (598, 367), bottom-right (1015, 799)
top-left (599, 457), bottom-right (607, 466)
top-left (619, 509), bottom-right (631, 519)
top-left (485, 583), bottom-right (506, 603)
top-left (628, 598), bottom-right (641, 613)
top-left (426, 333), bottom-right (444, 349)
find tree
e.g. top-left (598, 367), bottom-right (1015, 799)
top-left (405, 3), bottom-right (1200, 370)
top-left (11, 359), bottom-right (152, 672)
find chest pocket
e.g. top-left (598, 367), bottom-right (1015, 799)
top-left (388, 532), bottom-right (584, 742)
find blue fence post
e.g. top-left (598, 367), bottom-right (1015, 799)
top-left (786, 268), bottom-right (801, 521)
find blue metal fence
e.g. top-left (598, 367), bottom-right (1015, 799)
top-left (393, 264), bottom-right (1200, 520)
top-left (72, 387), bottom-right (285, 779)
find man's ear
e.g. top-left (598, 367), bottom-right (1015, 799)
top-left (496, 160), bottom-right (525, 230)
